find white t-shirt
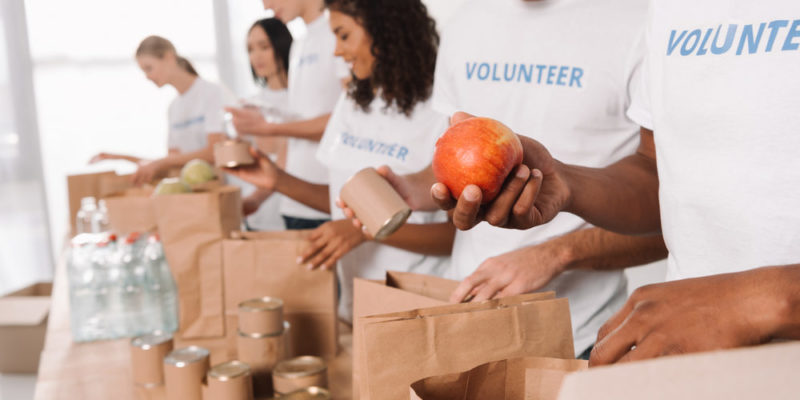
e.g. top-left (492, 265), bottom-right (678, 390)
top-left (282, 13), bottom-right (350, 220)
top-left (241, 87), bottom-right (291, 231)
top-left (167, 77), bottom-right (228, 153)
top-left (432, 0), bottom-right (647, 354)
top-left (627, 0), bottom-right (800, 282)
top-left (317, 93), bottom-right (450, 322)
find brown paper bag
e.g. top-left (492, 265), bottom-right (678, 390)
top-left (222, 230), bottom-right (338, 357)
top-left (102, 186), bottom-right (157, 234)
top-left (358, 293), bottom-right (574, 400)
top-left (153, 185), bottom-right (242, 339)
top-left (352, 271), bottom-right (460, 399)
top-left (410, 357), bottom-right (587, 400)
top-left (66, 171), bottom-right (118, 234)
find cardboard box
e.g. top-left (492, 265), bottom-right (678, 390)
top-left (556, 341), bottom-right (800, 400)
top-left (0, 282), bottom-right (52, 373)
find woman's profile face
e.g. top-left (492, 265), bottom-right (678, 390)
top-left (329, 10), bottom-right (374, 81)
top-left (248, 25), bottom-right (279, 80)
top-left (136, 54), bottom-right (170, 88)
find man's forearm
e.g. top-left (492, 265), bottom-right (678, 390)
top-left (559, 133), bottom-right (661, 235)
top-left (764, 265), bottom-right (800, 340)
top-left (551, 227), bottom-right (668, 273)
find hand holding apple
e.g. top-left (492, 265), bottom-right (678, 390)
top-left (431, 112), bottom-right (571, 231)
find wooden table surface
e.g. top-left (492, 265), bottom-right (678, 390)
top-left (33, 254), bottom-right (353, 400)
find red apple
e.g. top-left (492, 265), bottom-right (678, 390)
top-left (432, 117), bottom-right (523, 204)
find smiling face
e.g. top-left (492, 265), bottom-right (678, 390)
top-left (136, 54), bottom-right (171, 87)
top-left (329, 10), bottom-right (375, 80)
top-left (248, 25), bottom-right (279, 79)
top-left (262, 0), bottom-right (302, 23)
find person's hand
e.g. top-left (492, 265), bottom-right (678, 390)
top-left (222, 147), bottom-right (280, 191)
top-left (298, 219), bottom-right (369, 270)
top-left (449, 241), bottom-right (569, 303)
top-left (132, 159), bottom-right (167, 186)
top-left (589, 267), bottom-right (786, 366)
top-left (336, 165), bottom-right (431, 230)
top-left (89, 152), bottom-right (113, 164)
top-left (241, 189), bottom-right (273, 216)
top-left (432, 112), bottom-right (570, 231)
top-left (225, 106), bottom-right (273, 136)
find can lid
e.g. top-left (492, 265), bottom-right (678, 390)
top-left (208, 360), bottom-right (251, 381)
top-left (131, 331), bottom-right (173, 350)
top-left (237, 320), bottom-right (289, 338)
top-left (281, 386), bottom-right (331, 400)
top-left (238, 297), bottom-right (283, 312)
top-left (273, 356), bottom-right (327, 378)
top-left (164, 346), bottom-right (210, 367)
top-left (374, 207), bottom-right (412, 240)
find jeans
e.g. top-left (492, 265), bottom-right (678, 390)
top-left (282, 215), bottom-right (329, 230)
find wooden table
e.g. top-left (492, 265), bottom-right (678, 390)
top-left (33, 257), bottom-right (353, 400)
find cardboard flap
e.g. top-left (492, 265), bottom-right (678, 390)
top-left (0, 297), bottom-right (51, 326)
top-left (229, 230), bottom-right (311, 241)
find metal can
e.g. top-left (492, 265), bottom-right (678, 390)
top-left (163, 346), bottom-right (210, 400)
top-left (206, 360), bottom-right (254, 400)
top-left (272, 356), bottom-right (328, 396)
top-left (280, 386), bottom-right (331, 400)
top-left (130, 331), bottom-right (174, 387)
top-left (236, 322), bottom-right (290, 398)
top-left (214, 139), bottom-right (255, 168)
top-left (238, 296), bottom-right (285, 336)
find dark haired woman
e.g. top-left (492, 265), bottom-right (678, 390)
top-left (238, 18), bottom-right (295, 231)
top-left (90, 35), bottom-right (231, 185)
top-left (227, 0), bottom-right (454, 320)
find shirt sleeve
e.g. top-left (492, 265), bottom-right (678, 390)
top-left (625, 10), bottom-right (654, 131)
top-left (430, 23), bottom-right (459, 117)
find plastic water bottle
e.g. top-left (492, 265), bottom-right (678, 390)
top-left (75, 197), bottom-right (97, 234)
top-left (144, 234), bottom-right (178, 333)
top-left (92, 199), bottom-right (111, 233)
top-left (67, 234), bottom-right (95, 341)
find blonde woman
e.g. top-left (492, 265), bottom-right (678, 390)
top-left (91, 36), bottom-right (230, 185)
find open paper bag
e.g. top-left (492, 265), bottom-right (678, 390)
top-left (222, 230), bottom-right (338, 357)
top-left (153, 185), bottom-right (242, 339)
top-left (410, 357), bottom-right (587, 400)
top-left (357, 291), bottom-right (574, 400)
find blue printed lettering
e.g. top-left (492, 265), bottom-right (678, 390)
top-left (556, 66), bottom-right (569, 86)
top-left (546, 65), bottom-right (557, 85)
top-left (569, 68), bottom-right (583, 88)
top-left (503, 64), bottom-right (517, 82)
top-left (536, 65), bottom-right (546, 83)
top-left (397, 147), bottom-right (409, 161)
top-left (680, 29), bottom-right (702, 56)
top-left (782, 20), bottom-right (800, 51)
top-left (517, 64), bottom-right (533, 83)
top-left (737, 23), bottom-right (766, 55)
top-left (667, 30), bottom-right (688, 55)
top-left (711, 24), bottom-right (738, 54)
top-left (491, 63), bottom-right (501, 81)
top-left (477, 63), bottom-right (490, 80)
top-left (466, 62), bottom-right (477, 80)
top-left (696, 28), bottom-right (714, 55)
top-left (765, 20), bottom-right (789, 52)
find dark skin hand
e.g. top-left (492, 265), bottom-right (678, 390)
top-left (590, 265), bottom-right (800, 366)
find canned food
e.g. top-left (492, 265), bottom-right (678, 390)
top-left (163, 346), bottom-right (210, 400)
top-left (206, 360), bottom-right (254, 400)
top-left (238, 297), bottom-right (285, 336)
top-left (237, 323), bottom-right (290, 398)
top-left (214, 140), bottom-right (255, 168)
top-left (272, 356), bottom-right (328, 396)
top-left (130, 331), bottom-right (174, 386)
top-left (280, 386), bottom-right (331, 400)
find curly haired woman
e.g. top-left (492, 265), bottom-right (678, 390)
top-left (227, 0), bottom-right (454, 320)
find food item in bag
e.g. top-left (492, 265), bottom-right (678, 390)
top-left (154, 177), bottom-right (191, 195)
top-left (180, 159), bottom-right (216, 185)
